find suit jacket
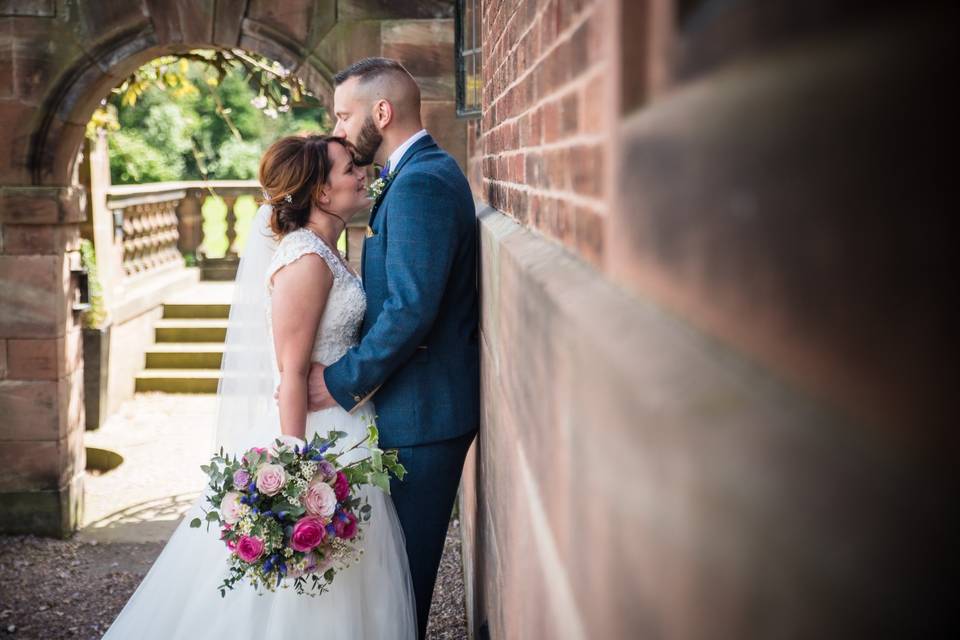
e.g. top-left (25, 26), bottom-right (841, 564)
top-left (323, 134), bottom-right (480, 448)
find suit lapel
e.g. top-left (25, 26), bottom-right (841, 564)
top-left (368, 134), bottom-right (437, 227)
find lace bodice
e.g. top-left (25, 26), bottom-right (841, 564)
top-left (265, 228), bottom-right (366, 369)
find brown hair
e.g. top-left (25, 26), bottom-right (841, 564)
top-left (258, 134), bottom-right (355, 236)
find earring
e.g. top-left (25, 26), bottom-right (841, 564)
top-left (284, 194), bottom-right (293, 203)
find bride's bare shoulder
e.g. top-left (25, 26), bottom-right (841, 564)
top-left (267, 230), bottom-right (333, 293)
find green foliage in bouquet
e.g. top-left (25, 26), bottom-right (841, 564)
top-left (190, 426), bottom-right (405, 597)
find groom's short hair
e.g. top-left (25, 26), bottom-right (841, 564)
top-left (334, 57), bottom-right (421, 121)
top-left (334, 57), bottom-right (412, 88)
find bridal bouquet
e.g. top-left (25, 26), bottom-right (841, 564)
top-left (190, 426), bottom-right (405, 597)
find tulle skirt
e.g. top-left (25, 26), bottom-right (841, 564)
top-left (102, 403), bottom-right (417, 639)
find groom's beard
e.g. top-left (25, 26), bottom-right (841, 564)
top-left (352, 116), bottom-right (383, 167)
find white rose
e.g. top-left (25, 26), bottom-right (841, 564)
top-left (219, 491), bottom-right (243, 524)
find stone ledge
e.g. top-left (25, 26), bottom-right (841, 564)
top-left (468, 206), bottom-right (948, 637)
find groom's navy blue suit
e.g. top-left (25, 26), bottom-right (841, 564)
top-left (324, 134), bottom-right (479, 638)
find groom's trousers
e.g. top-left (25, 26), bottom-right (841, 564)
top-left (390, 430), bottom-right (476, 640)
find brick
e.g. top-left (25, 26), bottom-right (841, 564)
top-left (530, 107), bottom-right (543, 145)
top-left (568, 16), bottom-right (592, 79)
top-left (509, 153), bottom-right (526, 184)
top-left (542, 99), bottom-right (561, 143)
top-left (525, 152), bottom-right (543, 188)
top-left (0, 424), bottom-right (82, 493)
top-left (545, 147), bottom-right (568, 190)
top-left (6, 328), bottom-right (81, 380)
top-left (0, 254), bottom-right (67, 338)
top-left (0, 186), bottom-right (86, 225)
top-left (571, 144), bottom-right (604, 198)
top-left (561, 91), bottom-right (579, 135)
top-left (382, 42), bottom-right (455, 76)
top-left (581, 71), bottom-right (605, 135)
top-left (0, 379), bottom-right (60, 440)
top-left (0, 224), bottom-right (81, 255)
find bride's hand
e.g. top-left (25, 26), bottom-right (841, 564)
top-left (271, 433), bottom-right (307, 455)
top-left (307, 362), bottom-right (338, 411)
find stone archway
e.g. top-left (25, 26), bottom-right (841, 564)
top-left (0, 0), bottom-right (462, 536)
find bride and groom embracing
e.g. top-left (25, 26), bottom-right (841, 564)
top-left (103, 57), bottom-right (479, 639)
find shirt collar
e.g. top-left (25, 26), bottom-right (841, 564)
top-left (385, 129), bottom-right (428, 174)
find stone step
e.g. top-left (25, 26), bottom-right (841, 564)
top-left (154, 319), bottom-right (228, 343)
top-left (135, 369), bottom-right (221, 393)
top-left (145, 343), bottom-right (224, 369)
top-left (162, 303), bottom-right (231, 319)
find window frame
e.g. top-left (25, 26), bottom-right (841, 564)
top-left (455, 0), bottom-right (482, 119)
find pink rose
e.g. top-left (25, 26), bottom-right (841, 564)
top-left (332, 471), bottom-right (350, 501)
top-left (302, 480), bottom-right (337, 518)
top-left (290, 516), bottom-right (327, 552)
top-left (333, 511), bottom-right (358, 540)
top-left (232, 469), bottom-right (251, 489)
top-left (235, 535), bottom-right (265, 563)
top-left (219, 491), bottom-right (243, 524)
top-left (255, 463), bottom-right (287, 496)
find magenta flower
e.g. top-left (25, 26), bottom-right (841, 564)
top-left (333, 511), bottom-right (358, 540)
top-left (235, 535), bottom-right (265, 563)
top-left (290, 516), bottom-right (327, 552)
top-left (333, 471), bottom-right (350, 501)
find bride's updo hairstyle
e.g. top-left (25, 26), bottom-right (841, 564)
top-left (258, 134), bottom-right (355, 236)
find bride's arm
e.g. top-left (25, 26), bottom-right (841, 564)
top-left (270, 254), bottom-right (333, 439)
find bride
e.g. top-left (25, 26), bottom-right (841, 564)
top-left (102, 134), bottom-right (417, 639)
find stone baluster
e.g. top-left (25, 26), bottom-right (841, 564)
top-left (223, 195), bottom-right (239, 257)
top-left (176, 189), bottom-right (204, 261)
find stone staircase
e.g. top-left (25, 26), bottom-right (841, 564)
top-left (135, 300), bottom-right (230, 393)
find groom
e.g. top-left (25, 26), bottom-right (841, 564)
top-left (307, 58), bottom-right (479, 638)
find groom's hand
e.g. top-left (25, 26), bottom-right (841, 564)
top-left (307, 362), bottom-right (338, 411)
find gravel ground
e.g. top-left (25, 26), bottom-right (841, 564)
top-left (0, 520), bottom-right (467, 640)
top-left (0, 392), bottom-right (467, 639)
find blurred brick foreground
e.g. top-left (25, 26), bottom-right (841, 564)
top-left (1, 2), bottom-right (955, 639)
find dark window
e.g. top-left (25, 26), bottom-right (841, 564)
top-left (455, 0), bottom-right (481, 118)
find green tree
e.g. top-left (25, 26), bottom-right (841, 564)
top-left (94, 50), bottom-right (328, 185)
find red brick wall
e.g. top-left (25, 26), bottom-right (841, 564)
top-left (469, 0), bottom-right (611, 267)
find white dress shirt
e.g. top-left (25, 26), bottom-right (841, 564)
top-left (385, 129), bottom-right (428, 173)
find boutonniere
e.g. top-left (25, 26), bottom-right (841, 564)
top-left (367, 165), bottom-right (397, 209)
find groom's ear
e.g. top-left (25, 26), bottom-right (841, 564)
top-left (372, 98), bottom-right (394, 130)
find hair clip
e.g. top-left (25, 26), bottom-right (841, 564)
top-left (284, 194), bottom-right (293, 203)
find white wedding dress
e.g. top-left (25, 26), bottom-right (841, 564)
top-left (103, 227), bottom-right (417, 639)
